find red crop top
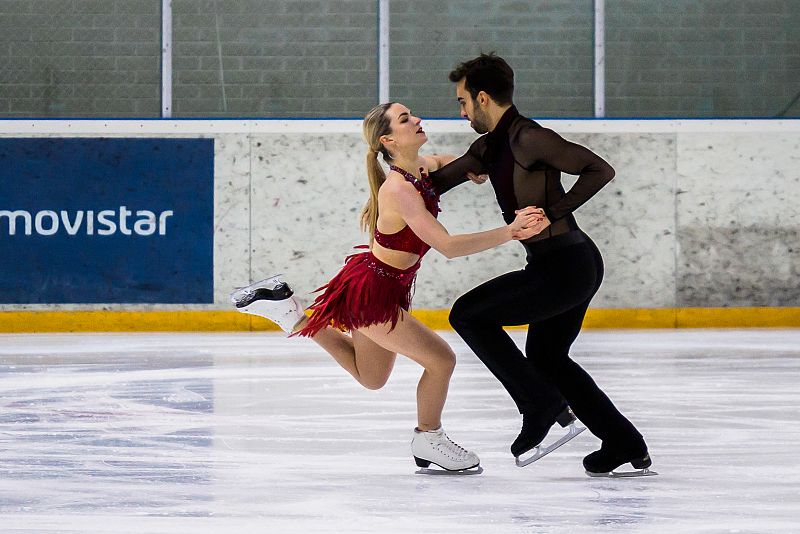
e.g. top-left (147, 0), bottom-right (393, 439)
top-left (373, 165), bottom-right (441, 256)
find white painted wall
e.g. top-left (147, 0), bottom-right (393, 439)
top-left (2, 119), bottom-right (798, 310)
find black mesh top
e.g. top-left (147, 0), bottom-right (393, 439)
top-left (429, 106), bottom-right (615, 243)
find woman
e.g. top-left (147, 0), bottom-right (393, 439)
top-left (231, 102), bottom-right (543, 473)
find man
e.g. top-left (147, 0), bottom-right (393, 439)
top-left (430, 53), bottom-right (652, 476)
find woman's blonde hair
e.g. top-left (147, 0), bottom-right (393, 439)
top-left (360, 102), bottom-right (395, 238)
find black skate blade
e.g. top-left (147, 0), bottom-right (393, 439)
top-left (515, 424), bottom-right (586, 467)
top-left (415, 465), bottom-right (483, 476)
top-left (586, 467), bottom-right (659, 478)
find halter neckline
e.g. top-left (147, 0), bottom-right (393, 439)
top-left (375, 164), bottom-right (440, 256)
top-left (389, 164), bottom-right (426, 183)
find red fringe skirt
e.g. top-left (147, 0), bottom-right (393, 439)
top-left (293, 247), bottom-right (420, 338)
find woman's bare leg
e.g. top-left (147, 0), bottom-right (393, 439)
top-left (293, 316), bottom-right (397, 390)
top-left (292, 312), bottom-right (456, 430)
top-left (358, 311), bottom-right (456, 431)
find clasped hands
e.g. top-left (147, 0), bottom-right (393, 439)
top-left (466, 171), bottom-right (489, 184)
top-left (466, 172), bottom-right (549, 239)
top-left (510, 206), bottom-right (550, 240)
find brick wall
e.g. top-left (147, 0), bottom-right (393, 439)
top-left (1, 0), bottom-right (797, 119)
top-left (606, 1), bottom-right (800, 117)
top-left (389, 0), bottom-right (594, 118)
top-left (0, 0), bottom-right (160, 117)
top-left (172, 0), bottom-right (377, 117)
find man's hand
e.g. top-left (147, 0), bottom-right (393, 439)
top-left (466, 171), bottom-right (489, 184)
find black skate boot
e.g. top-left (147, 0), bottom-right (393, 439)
top-left (583, 440), bottom-right (657, 478)
top-left (512, 406), bottom-right (585, 467)
top-left (554, 405), bottom-right (578, 427)
top-left (511, 405), bottom-right (575, 456)
top-left (511, 414), bottom-right (550, 458)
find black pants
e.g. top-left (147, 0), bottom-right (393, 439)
top-left (449, 231), bottom-right (642, 447)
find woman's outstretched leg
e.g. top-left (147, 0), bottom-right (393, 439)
top-left (232, 276), bottom-right (399, 390)
top-left (297, 316), bottom-right (398, 391)
top-left (233, 279), bottom-right (478, 471)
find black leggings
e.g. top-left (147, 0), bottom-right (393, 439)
top-left (449, 231), bottom-right (642, 447)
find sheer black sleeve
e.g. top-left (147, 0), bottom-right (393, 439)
top-left (428, 140), bottom-right (487, 195)
top-left (511, 125), bottom-right (615, 221)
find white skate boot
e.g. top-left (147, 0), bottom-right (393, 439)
top-left (411, 427), bottom-right (482, 475)
top-left (230, 275), bottom-right (306, 334)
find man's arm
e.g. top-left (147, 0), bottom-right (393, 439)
top-left (422, 154), bottom-right (456, 171)
top-left (513, 126), bottom-right (615, 222)
top-left (427, 142), bottom-right (487, 195)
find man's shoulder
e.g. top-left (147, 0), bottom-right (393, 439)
top-left (510, 113), bottom-right (543, 131)
top-left (467, 133), bottom-right (489, 155)
top-left (509, 116), bottom-right (551, 147)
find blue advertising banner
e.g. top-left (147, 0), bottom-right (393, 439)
top-left (0, 138), bottom-right (214, 304)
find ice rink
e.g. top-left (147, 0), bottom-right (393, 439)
top-left (1, 329), bottom-right (798, 534)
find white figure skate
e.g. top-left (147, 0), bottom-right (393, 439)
top-left (411, 427), bottom-right (482, 475)
top-left (230, 275), bottom-right (306, 334)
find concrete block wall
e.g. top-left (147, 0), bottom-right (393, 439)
top-left (389, 0), bottom-right (595, 117)
top-left (172, 0), bottom-right (378, 117)
top-left (605, 0), bottom-right (800, 118)
top-left (0, 0), bottom-right (161, 117)
top-left (2, 1), bottom-right (798, 119)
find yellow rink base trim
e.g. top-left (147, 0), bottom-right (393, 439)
top-left (0, 307), bottom-right (799, 333)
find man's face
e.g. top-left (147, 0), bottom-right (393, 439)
top-left (456, 79), bottom-right (490, 134)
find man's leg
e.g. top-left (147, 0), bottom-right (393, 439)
top-left (526, 298), bottom-right (643, 447)
top-left (449, 269), bottom-right (567, 427)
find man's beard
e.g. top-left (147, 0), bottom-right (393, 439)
top-left (469, 107), bottom-right (490, 134)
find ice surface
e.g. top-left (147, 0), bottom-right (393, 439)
top-left (1, 329), bottom-right (798, 533)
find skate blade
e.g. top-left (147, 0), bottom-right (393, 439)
top-left (415, 465), bottom-right (483, 476)
top-left (586, 467), bottom-right (659, 478)
top-left (515, 424), bottom-right (586, 467)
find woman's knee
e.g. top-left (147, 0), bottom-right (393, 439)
top-left (360, 372), bottom-right (391, 390)
top-left (426, 347), bottom-right (456, 377)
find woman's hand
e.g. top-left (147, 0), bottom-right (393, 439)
top-left (509, 206), bottom-right (550, 240)
top-left (508, 206), bottom-right (543, 236)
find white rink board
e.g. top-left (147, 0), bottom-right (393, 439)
top-left (1, 118), bottom-right (798, 311)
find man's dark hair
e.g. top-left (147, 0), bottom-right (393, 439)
top-left (448, 52), bottom-right (514, 105)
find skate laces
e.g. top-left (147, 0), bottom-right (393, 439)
top-left (431, 430), bottom-right (470, 459)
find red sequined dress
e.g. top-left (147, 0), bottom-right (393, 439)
top-left (293, 165), bottom-right (441, 337)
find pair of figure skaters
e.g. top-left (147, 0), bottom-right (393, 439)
top-left (232, 54), bottom-right (653, 478)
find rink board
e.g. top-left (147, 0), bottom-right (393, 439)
top-left (0, 307), bottom-right (799, 332)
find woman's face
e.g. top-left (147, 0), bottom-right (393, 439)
top-left (381, 103), bottom-right (427, 155)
